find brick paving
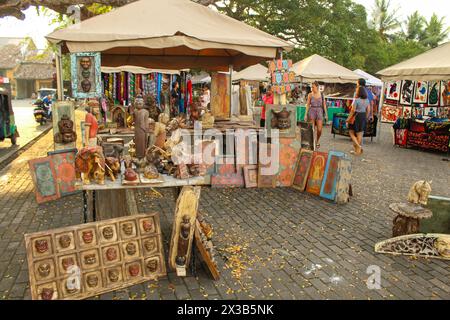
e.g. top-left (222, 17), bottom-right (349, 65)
top-left (0, 123), bottom-right (449, 300)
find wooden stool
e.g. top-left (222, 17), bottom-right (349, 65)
top-left (390, 202), bottom-right (433, 237)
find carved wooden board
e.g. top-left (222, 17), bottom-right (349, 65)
top-left (47, 148), bottom-right (78, 197)
top-left (210, 72), bottom-right (230, 120)
top-left (292, 149), bottom-right (313, 191)
top-left (194, 220), bottom-right (220, 281)
top-left (25, 213), bottom-right (166, 300)
top-left (168, 186), bottom-right (201, 275)
top-left (320, 151), bottom-right (345, 201)
top-left (335, 157), bottom-right (352, 204)
top-left (305, 151), bottom-right (328, 196)
top-left (28, 156), bottom-right (61, 204)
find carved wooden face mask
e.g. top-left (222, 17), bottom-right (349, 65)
top-left (35, 239), bottom-right (49, 253)
top-left (86, 275), bottom-right (98, 288)
top-left (102, 227), bottom-right (114, 240)
top-left (81, 79), bottom-right (92, 93)
top-left (126, 243), bottom-right (137, 255)
top-left (59, 235), bottom-right (71, 248)
top-left (80, 57), bottom-right (92, 70)
top-left (38, 263), bottom-right (51, 277)
top-left (271, 107), bottom-right (292, 130)
top-left (41, 288), bottom-right (54, 300)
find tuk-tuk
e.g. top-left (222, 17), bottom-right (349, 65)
top-left (0, 87), bottom-right (18, 145)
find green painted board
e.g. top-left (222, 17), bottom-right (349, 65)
top-left (420, 196), bottom-right (450, 234)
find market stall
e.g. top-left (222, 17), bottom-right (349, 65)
top-left (290, 54), bottom-right (360, 124)
top-left (377, 41), bottom-right (450, 153)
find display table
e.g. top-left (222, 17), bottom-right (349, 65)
top-left (296, 105), bottom-right (344, 123)
top-left (390, 202), bottom-right (433, 237)
top-left (331, 113), bottom-right (378, 139)
top-left (79, 175), bottom-right (209, 223)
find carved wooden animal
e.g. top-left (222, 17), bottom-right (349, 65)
top-left (105, 157), bottom-right (121, 181)
top-left (407, 180), bottom-right (432, 205)
top-left (75, 148), bottom-right (105, 185)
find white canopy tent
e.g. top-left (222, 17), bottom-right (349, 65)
top-left (353, 69), bottom-right (383, 87)
top-left (232, 64), bottom-right (269, 82)
top-left (292, 54), bottom-right (360, 84)
top-left (377, 41), bottom-right (450, 81)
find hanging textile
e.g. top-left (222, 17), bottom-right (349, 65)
top-left (187, 78), bottom-right (193, 106)
top-left (109, 74), bottom-right (114, 101)
top-left (129, 72), bottom-right (135, 102)
top-left (156, 73), bottom-right (162, 108)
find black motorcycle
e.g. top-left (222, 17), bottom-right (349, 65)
top-left (33, 99), bottom-right (51, 125)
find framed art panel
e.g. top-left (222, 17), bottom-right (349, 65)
top-left (292, 149), bottom-right (313, 191)
top-left (320, 151), bottom-right (345, 201)
top-left (400, 80), bottom-right (414, 106)
top-left (28, 157), bottom-right (60, 204)
top-left (48, 148), bottom-right (78, 197)
top-left (305, 151), bottom-right (328, 196)
top-left (381, 105), bottom-right (401, 123)
top-left (243, 165), bottom-right (258, 188)
top-left (71, 52), bottom-right (102, 99)
top-left (428, 81), bottom-right (440, 106)
top-left (386, 81), bottom-right (401, 101)
top-left (440, 80), bottom-right (450, 106)
top-left (413, 81), bottom-right (428, 104)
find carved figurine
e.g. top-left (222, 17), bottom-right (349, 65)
top-left (190, 100), bottom-right (201, 123)
top-left (124, 167), bottom-right (138, 182)
top-left (158, 113), bottom-right (170, 125)
top-left (408, 180), bottom-right (432, 205)
top-left (54, 114), bottom-right (77, 144)
top-left (105, 157), bottom-right (121, 181)
top-left (34, 239), bottom-right (48, 254)
top-left (175, 215), bottom-right (192, 267)
top-left (134, 97), bottom-right (150, 159)
top-left (145, 94), bottom-right (160, 121)
top-left (144, 163), bottom-right (160, 180)
top-left (271, 107), bottom-right (292, 130)
top-left (38, 263), bottom-right (51, 277)
top-left (59, 235), bottom-right (72, 249)
top-left (128, 142), bottom-right (137, 158)
top-left (154, 122), bottom-right (167, 149)
top-left (75, 147), bottom-right (106, 185)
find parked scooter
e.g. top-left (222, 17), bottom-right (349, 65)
top-left (33, 99), bottom-right (51, 125)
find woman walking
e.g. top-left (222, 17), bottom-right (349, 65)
top-left (304, 82), bottom-right (328, 149)
top-left (347, 86), bottom-right (369, 155)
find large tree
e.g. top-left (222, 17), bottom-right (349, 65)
top-left (403, 11), bottom-right (426, 41)
top-left (0, 0), bottom-right (217, 19)
top-left (421, 13), bottom-right (449, 48)
top-left (370, 0), bottom-right (400, 40)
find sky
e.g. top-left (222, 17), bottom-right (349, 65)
top-left (0, 0), bottom-right (448, 49)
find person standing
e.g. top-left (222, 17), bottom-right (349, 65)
top-left (200, 85), bottom-right (211, 111)
top-left (347, 86), bottom-right (369, 155)
top-left (261, 86), bottom-right (274, 127)
top-left (171, 81), bottom-right (180, 117)
top-left (304, 82), bottom-right (328, 149)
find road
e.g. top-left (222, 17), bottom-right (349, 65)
top-left (0, 99), bottom-right (51, 162)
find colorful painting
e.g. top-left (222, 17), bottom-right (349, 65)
top-left (335, 157), bottom-right (352, 204)
top-left (381, 105), bottom-right (402, 123)
top-left (70, 52), bottom-right (102, 99)
top-left (386, 81), bottom-right (401, 101)
top-left (277, 136), bottom-right (301, 187)
top-left (412, 105), bottom-right (424, 118)
top-left (394, 129), bottom-right (408, 147)
top-left (425, 107), bottom-right (437, 118)
top-left (306, 151), bottom-right (328, 196)
top-left (440, 81), bottom-right (449, 106)
top-left (211, 72), bottom-right (231, 120)
top-left (413, 81), bottom-right (428, 104)
top-left (400, 80), bottom-right (414, 105)
top-left (48, 149), bottom-right (78, 197)
top-left (320, 151), bottom-right (345, 201)
top-left (428, 81), bottom-right (440, 106)
top-left (402, 106), bottom-right (412, 119)
top-left (28, 157), bottom-right (60, 204)
top-left (292, 149), bottom-right (313, 191)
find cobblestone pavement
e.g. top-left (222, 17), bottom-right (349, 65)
top-left (0, 123), bottom-right (449, 300)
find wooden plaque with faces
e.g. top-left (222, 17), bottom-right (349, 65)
top-left (24, 213), bottom-right (166, 300)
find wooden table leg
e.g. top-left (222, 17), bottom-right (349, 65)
top-left (83, 190), bottom-right (88, 223)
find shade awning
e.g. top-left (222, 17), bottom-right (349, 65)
top-left (232, 64), bottom-right (268, 82)
top-left (377, 42), bottom-right (450, 81)
top-left (292, 54), bottom-right (360, 84)
top-left (101, 66), bottom-right (182, 75)
top-left (353, 69), bottom-right (383, 87)
top-left (46, 0), bottom-right (293, 72)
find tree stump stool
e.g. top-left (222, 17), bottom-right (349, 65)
top-left (389, 202), bottom-right (433, 237)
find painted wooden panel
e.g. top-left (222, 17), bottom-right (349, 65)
top-left (210, 72), bottom-right (230, 120)
top-left (335, 157), bottom-right (352, 204)
top-left (292, 149), bottom-right (313, 191)
top-left (48, 148), bottom-right (78, 197)
top-left (277, 136), bottom-right (301, 187)
top-left (320, 151), bottom-right (345, 201)
top-left (413, 81), bottom-right (428, 104)
top-left (28, 157), bottom-right (60, 204)
top-left (305, 151), bottom-right (328, 196)
top-left (70, 52), bottom-right (102, 99)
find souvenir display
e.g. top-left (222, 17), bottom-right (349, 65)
top-left (375, 234), bottom-right (450, 260)
top-left (400, 80), bottom-right (414, 106)
top-left (47, 149), bottom-right (78, 197)
top-left (440, 80), bottom-right (449, 106)
top-left (413, 81), bottom-right (428, 104)
top-left (292, 149), bottom-right (313, 191)
top-left (24, 213), bottom-right (166, 300)
top-left (381, 105), bottom-right (402, 123)
top-left (427, 81), bottom-right (440, 106)
top-left (243, 165), bottom-right (258, 188)
top-left (169, 186), bottom-right (201, 276)
top-left (194, 219), bottom-right (220, 280)
top-left (134, 97), bottom-right (151, 159)
top-left (305, 151), bottom-right (328, 196)
top-left (210, 72), bottom-right (230, 120)
top-left (28, 157), bottom-right (60, 204)
top-left (386, 81), bottom-right (401, 101)
top-left (52, 101), bottom-right (76, 150)
top-left (71, 53), bottom-right (102, 99)
top-left (265, 104), bottom-right (297, 138)
top-left (75, 147), bottom-right (106, 185)
top-left (320, 151), bottom-right (345, 201)
top-left (277, 136), bottom-right (301, 187)
top-left (298, 121), bottom-right (315, 151)
top-left (335, 157), bottom-right (352, 204)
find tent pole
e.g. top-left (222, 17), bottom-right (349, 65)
top-left (229, 64), bottom-right (233, 118)
top-left (56, 44), bottom-right (64, 101)
top-left (377, 82), bottom-right (385, 143)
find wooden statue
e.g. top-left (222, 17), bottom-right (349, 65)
top-left (54, 114), bottom-right (77, 144)
top-left (105, 157), bottom-right (120, 181)
top-left (133, 97), bottom-right (150, 159)
top-left (75, 147), bottom-right (105, 185)
top-left (407, 180), bottom-right (432, 206)
top-left (175, 215), bottom-right (191, 267)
